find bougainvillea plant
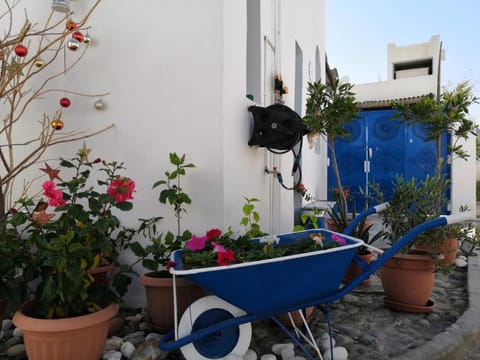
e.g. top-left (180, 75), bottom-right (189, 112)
top-left (7, 151), bottom-right (137, 318)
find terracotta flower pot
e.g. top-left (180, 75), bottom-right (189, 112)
top-left (379, 250), bottom-right (435, 310)
top-left (13, 302), bottom-right (118, 360)
top-left (343, 251), bottom-right (374, 285)
top-left (88, 262), bottom-right (115, 285)
top-left (140, 271), bottom-right (207, 333)
top-left (438, 237), bottom-right (458, 265)
top-left (277, 306), bottom-right (315, 329)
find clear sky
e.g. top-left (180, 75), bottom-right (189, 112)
top-left (325, 0), bottom-right (480, 123)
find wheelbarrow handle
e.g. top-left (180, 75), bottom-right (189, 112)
top-left (343, 202), bottom-right (390, 235)
top-left (442, 211), bottom-right (475, 225)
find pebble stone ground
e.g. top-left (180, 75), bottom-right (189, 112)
top-left (0, 259), bottom-right (475, 360)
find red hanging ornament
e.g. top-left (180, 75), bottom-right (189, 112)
top-left (14, 45), bottom-right (28, 57)
top-left (72, 31), bottom-right (84, 43)
top-left (60, 97), bottom-right (71, 108)
top-left (51, 119), bottom-right (64, 130)
top-left (66, 19), bottom-right (77, 31)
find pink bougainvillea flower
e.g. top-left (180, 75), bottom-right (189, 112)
top-left (332, 233), bottom-right (346, 246)
top-left (186, 235), bottom-right (208, 251)
top-left (211, 241), bottom-right (226, 253)
top-left (107, 177), bottom-right (135, 203)
top-left (206, 228), bottom-right (222, 240)
top-left (216, 250), bottom-right (236, 266)
top-left (42, 181), bottom-right (66, 207)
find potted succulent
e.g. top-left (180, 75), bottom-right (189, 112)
top-left (10, 152), bottom-right (137, 360)
top-left (303, 79), bottom-right (361, 231)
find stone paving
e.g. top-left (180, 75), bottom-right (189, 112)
top-left (0, 256), bottom-right (475, 360)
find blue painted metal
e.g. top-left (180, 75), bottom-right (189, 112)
top-left (327, 109), bottom-right (450, 210)
top-left (171, 229), bottom-right (363, 316)
top-left (159, 210), bottom-right (472, 358)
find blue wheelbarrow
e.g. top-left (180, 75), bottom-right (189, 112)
top-left (159, 204), bottom-right (474, 359)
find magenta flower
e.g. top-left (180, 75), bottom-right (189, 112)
top-left (186, 235), bottom-right (208, 251)
top-left (332, 233), bottom-right (346, 246)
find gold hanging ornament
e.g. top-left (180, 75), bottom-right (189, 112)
top-left (94, 99), bottom-right (105, 110)
top-left (83, 33), bottom-right (92, 44)
top-left (34, 58), bottom-right (45, 68)
top-left (51, 119), bottom-right (64, 130)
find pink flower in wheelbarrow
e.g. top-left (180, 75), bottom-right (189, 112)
top-left (107, 177), bottom-right (135, 202)
top-left (332, 233), bottom-right (347, 246)
top-left (186, 235), bottom-right (208, 251)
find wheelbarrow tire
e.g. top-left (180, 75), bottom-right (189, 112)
top-left (178, 295), bottom-right (252, 359)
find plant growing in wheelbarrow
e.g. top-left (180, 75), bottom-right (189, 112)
top-left (162, 207), bottom-right (365, 360)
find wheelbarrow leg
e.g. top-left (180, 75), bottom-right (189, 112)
top-left (271, 311), bottom-right (323, 360)
top-left (319, 304), bottom-right (335, 360)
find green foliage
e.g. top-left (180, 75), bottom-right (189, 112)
top-left (303, 79), bottom-right (361, 222)
top-left (240, 197), bottom-right (264, 237)
top-left (381, 175), bottom-right (450, 253)
top-left (392, 81), bottom-right (479, 176)
top-left (153, 152), bottom-right (195, 239)
top-left (131, 153), bottom-right (195, 273)
top-left (293, 209), bottom-right (321, 232)
top-left (7, 156), bottom-right (138, 318)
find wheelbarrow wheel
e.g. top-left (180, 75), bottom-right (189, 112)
top-left (178, 295), bottom-right (252, 359)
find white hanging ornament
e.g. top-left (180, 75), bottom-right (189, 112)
top-left (67, 38), bottom-right (80, 51)
top-left (94, 99), bottom-right (105, 110)
top-left (52, 0), bottom-right (70, 12)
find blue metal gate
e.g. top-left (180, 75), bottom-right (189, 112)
top-left (327, 109), bottom-right (450, 211)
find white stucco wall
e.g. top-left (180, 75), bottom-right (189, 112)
top-left (7, 0), bottom-right (326, 307)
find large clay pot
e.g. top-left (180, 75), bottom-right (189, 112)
top-left (415, 237), bottom-right (458, 266)
top-left (379, 250), bottom-right (435, 311)
top-left (88, 262), bottom-right (115, 285)
top-left (277, 306), bottom-right (315, 329)
top-left (13, 302), bottom-right (118, 360)
top-left (343, 251), bottom-right (374, 285)
top-left (140, 271), bottom-right (206, 333)
top-left (438, 237), bottom-right (458, 265)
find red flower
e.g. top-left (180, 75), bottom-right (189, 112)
top-left (107, 177), bottom-right (135, 203)
top-left (216, 250), bottom-right (236, 266)
top-left (206, 228), bottom-right (222, 240)
top-left (165, 260), bottom-right (177, 271)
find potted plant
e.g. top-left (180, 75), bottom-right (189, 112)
top-left (133, 152), bottom-right (204, 332)
top-left (303, 79), bottom-right (361, 231)
top-left (338, 182), bottom-right (387, 285)
top-left (392, 80), bottom-right (479, 263)
top-left (379, 174), bottom-right (450, 312)
top-left (10, 152), bottom-right (137, 360)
